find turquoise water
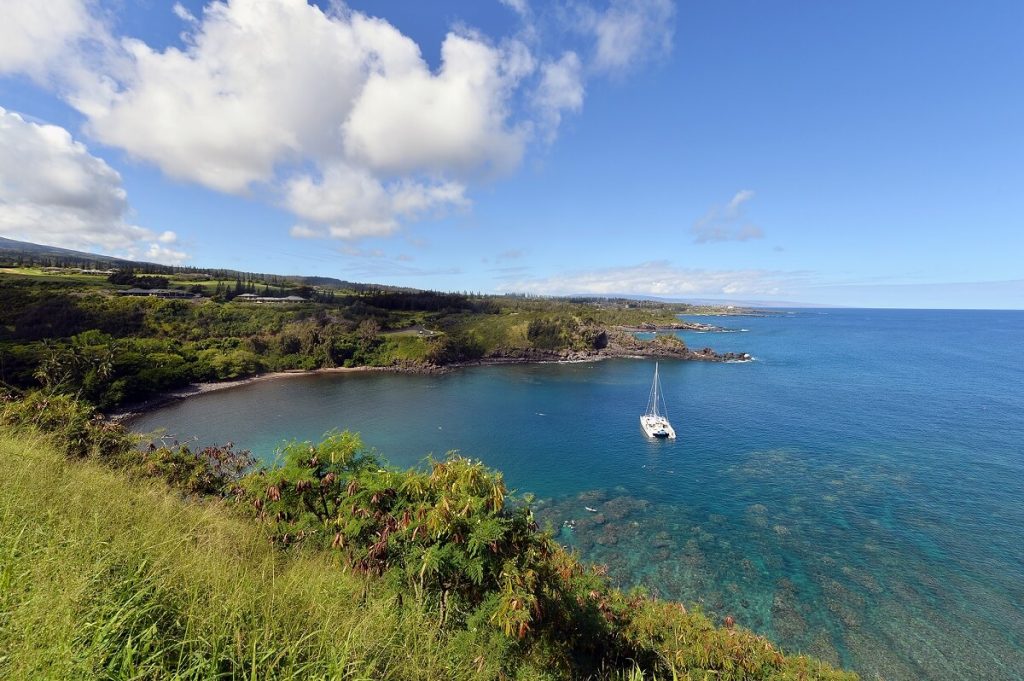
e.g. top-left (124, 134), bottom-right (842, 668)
top-left (132, 309), bottom-right (1024, 680)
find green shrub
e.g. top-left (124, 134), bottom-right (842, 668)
top-left (0, 390), bottom-right (136, 460)
top-left (140, 441), bottom-right (255, 497)
top-left (527, 317), bottom-right (570, 350)
top-left (230, 433), bottom-right (856, 680)
top-left (425, 332), bottom-right (485, 364)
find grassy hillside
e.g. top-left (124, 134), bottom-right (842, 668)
top-left (0, 432), bottom-right (528, 679)
top-left (0, 410), bottom-right (856, 680)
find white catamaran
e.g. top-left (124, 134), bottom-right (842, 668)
top-left (640, 362), bottom-right (676, 439)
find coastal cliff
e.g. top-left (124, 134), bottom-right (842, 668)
top-left (463, 327), bottom-right (751, 365)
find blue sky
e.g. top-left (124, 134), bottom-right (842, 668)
top-left (1, 0), bottom-right (1022, 308)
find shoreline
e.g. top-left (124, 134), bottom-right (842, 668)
top-left (620, 322), bottom-right (726, 333)
top-left (109, 366), bottom-right (398, 423)
top-left (113, 344), bottom-right (752, 423)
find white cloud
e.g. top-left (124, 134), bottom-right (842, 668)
top-left (344, 32), bottom-right (531, 176)
top-left (0, 0), bottom-right (96, 80)
top-left (172, 2), bottom-right (198, 24)
top-left (2, 0), bottom-right (676, 243)
top-left (77, 0), bottom-right (377, 193)
top-left (143, 242), bottom-right (190, 264)
top-left (285, 164), bottom-right (394, 231)
top-left (0, 107), bottom-right (187, 264)
top-left (692, 190), bottom-right (764, 244)
top-left (289, 224), bottom-right (326, 239)
top-left (579, 0), bottom-right (675, 74)
top-left (284, 163), bottom-right (468, 239)
top-left (390, 179), bottom-right (469, 216)
top-left (48, 0), bottom-right (538, 238)
top-left (508, 261), bottom-right (800, 297)
top-left (534, 51), bottom-right (584, 141)
top-left (499, 0), bottom-right (530, 17)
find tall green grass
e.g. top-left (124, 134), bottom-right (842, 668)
top-left (0, 432), bottom-right (538, 680)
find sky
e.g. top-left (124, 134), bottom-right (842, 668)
top-left (1, 0), bottom-right (1022, 308)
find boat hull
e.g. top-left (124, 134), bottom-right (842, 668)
top-left (640, 414), bottom-right (676, 439)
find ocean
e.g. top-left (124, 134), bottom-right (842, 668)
top-left (131, 309), bottom-right (1024, 680)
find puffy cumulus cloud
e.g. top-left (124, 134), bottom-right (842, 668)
top-left (4, 0), bottom-right (680, 242)
top-left (343, 33), bottom-right (530, 176)
top-left (691, 190), bottom-right (764, 244)
top-left (77, 0), bottom-right (390, 193)
top-left (0, 107), bottom-right (187, 264)
top-left (61, 0), bottom-right (532, 237)
top-left (579, 0), bottom-right (675, 74)
top-left (285, 164), bottom-right (398, 238)
top-left (0, 0), bottom-right (97, 79)
top-left (142, 240), bottom-right (190, 264)
top-left (284, 164), bottom-right (468, 239)
top-left (507, 261), bottom-right (801, 297)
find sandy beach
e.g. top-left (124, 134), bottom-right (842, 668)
top-left (109, 366), bottom-right (389, 423)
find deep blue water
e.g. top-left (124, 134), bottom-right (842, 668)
top-left (132, 309), bottom-right (1024, 680)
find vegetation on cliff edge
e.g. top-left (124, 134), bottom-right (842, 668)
top-left (1, 268), bottom-right (708, 410)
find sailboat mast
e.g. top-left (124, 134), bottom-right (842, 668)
top-left (647, 362), bottom-right (661, 417)
top-left (653, 362), bottom-right (659, 416)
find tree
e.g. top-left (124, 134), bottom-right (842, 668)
top-left (356, 319), bottom-right (381, 345)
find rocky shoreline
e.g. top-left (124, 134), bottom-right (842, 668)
top-left (445, 326), bottom-right (751, 367)
top-left (465, 345), bottom-right (750, 365)
top-left (621, 320), bottom-right (727, 333)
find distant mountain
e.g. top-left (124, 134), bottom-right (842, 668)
top-left (291, 275), bottom-right (417, 293)
top-left (0, 237), bottom-right (143, 268)
top-left (0, 236), bottom-right (414, 292)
